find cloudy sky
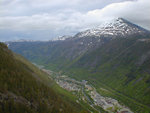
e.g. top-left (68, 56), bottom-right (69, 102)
top-left (0, 0), bottom-right (150, 41)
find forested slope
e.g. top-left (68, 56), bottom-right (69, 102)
top-left (0, 42), bottom-right (87, 113)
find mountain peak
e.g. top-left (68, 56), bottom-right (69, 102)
top-left (75, 18), bottom-right (149, 38)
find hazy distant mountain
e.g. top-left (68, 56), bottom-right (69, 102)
top-left (52, 35), bottom-right (72, 41)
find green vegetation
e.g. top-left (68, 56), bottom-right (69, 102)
top-left (0, 42), bottom-right (89, 113)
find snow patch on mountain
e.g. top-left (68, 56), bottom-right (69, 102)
top-left (75, 18), bottom-right (147, 38)
top-left (52, 35), bottom-right (72, 41)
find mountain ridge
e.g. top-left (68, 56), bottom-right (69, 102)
top-left (5, 18), bottom-right (150, 43)
top-left (74, 18), bottom-right (150, 39)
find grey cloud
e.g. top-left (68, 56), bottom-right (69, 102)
top-left (0, 0), bottom-right (149, 41)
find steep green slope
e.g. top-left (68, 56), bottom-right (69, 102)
top-left (0, 42), bottom-right (88, 113)
top-left (63, 37), bottom-right (150, 112)
top-left (41, 37), bottom-right (150, 112)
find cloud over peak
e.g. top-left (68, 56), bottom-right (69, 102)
top-left (0, 0), bottom-right (150, 41)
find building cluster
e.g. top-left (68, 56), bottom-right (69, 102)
top-left (56, 80), bottom-right (80, 92)
top-left (55, 75), bottom-right (132, 113)
top-left (89, 90), bottom-right (132, 113)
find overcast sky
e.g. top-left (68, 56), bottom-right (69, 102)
top-left (0, 0), bottom-right (150, 41)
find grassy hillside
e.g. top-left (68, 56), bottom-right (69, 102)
top-left (0, 42), bottom-right (89, 113)
top-left (61, 37), bottom-right (150, 112)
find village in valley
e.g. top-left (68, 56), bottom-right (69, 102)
top-left (31, 62), bottom-right (133, 113)
top-left (44, 69), bottom-right (133, 113)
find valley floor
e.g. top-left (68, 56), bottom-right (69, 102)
top-left (42, 68), bottom-right (133, 113)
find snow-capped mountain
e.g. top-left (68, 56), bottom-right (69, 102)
top-left (75, 18), bottom-right (149, 38)
top-left (52, 35), bottom-right (72, 41)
